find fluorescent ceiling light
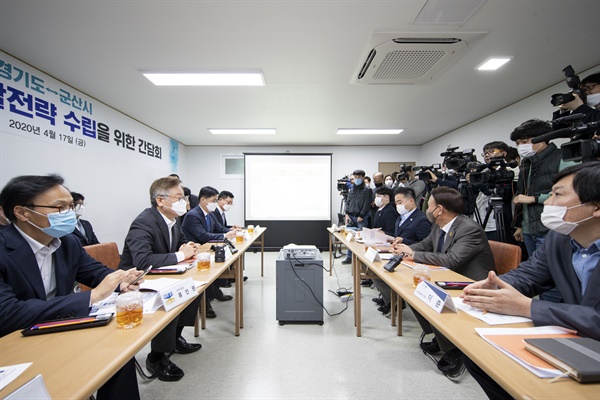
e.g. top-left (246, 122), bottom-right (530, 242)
top-left (143, 72), bottom-right (265, 86)
top-left (209, 129), bottom-right (276, 135)
top-left (476, 57), bottom-right (512, 71)
top-left (336, 129), bottom-right (403, 135)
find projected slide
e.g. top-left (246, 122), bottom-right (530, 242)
top-left (245, 154), bottom-right (332, 221)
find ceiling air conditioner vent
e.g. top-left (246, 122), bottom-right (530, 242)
top-left (354, 32), bottom-right (486, 84)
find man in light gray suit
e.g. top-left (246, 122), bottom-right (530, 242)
top-left (393, 186), bottom-right (496, 378)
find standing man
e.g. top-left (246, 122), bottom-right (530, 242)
top-left (120, 176), bottom-right (202, 382)
top-left (393, 187), bottom-right (495, 378)
top-left (70, 191), bottom-right (100, 246)
top-left (0, 174), bottom-right (142, 399)
top-left (406, 167), bottom-right (427, 208)
top-left (342, 169), bottom-right (373, 264)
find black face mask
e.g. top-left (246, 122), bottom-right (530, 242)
top-left (375, 182), bottom-right (383, 188)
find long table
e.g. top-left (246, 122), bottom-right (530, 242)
top-left (0, 227), bottom-right (266, 399)
top-left (332, 229), bottom-right (600, 399)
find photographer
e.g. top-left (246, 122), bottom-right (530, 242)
top-left (342, 169), bottom-right (373, 264)
top-left (511, 119), bottom-right (576, 302)
top-left (559, 71), bottom-right (600, 123)
top-left (405, 167), bottom-right (427, 208)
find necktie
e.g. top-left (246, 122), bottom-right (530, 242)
top-left (222, 212), bottom-right (227, 227)
top-left (206, 215), bottom-right (211, 232)
top-left (437, 231), bottom-right (446, 252)
top-left (170, 225), bottom-right (177, 252)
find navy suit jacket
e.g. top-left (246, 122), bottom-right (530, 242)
top-left (182, 205), bottom-right (229, 245)
top-left (410, 214), bottom-right (495, 281)
top-left (119, 207), bottom-right (187, 270)
top-left (0, 224), bottom-right (112, 336)
top-left (373, 204), bottom-right (398, 236)
top-left (501, 231), bottom-right (600, 340)
top-left (71, 219), bottom-right (100, 246)
top-left (212, 208), bottom-right (231, 229)
top-left (394, 208), bottom-right (432, 245)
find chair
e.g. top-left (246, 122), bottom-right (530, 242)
top-left (79, 242), bottom-right (121, 291)
top-left (488, 240), bottom-right (522, 275)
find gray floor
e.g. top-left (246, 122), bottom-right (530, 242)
top-left (136, 251), bottom-right (487, 399)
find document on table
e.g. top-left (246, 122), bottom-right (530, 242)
top-left (0, 363), bottom-right (32, 391)
top-left (475, 326), bottom-right (579, 378)
top-left (400, 260), bottom-right (447, 270)
top-left (452, 297), bottom-right (532, 325)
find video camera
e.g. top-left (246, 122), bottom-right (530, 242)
top-left (395, 164), bottom-right (411, 181)
top-left (337, 175), bottom-right (351, 194)
top-left (550, 65), bottom-right (583, 107)
top-left (468, 157), bottom-right (516, 186)
top-left (532, 113), bottom-right (600, 162)
top-left (441, 146), bottom-right (477, 173)
top-left (413, 164), bottom-right (442, 182)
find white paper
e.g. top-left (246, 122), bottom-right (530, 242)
top-left (453, 297), bottom-right (532, 325)
top-left (0, 363), bottom-right (32, 391)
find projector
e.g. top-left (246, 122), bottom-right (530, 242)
top-left (282, 244), bottom-right (319, 260)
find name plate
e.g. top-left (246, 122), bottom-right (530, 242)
top-left (364, 246), bottom-right (381, 262)
top-left (414, 280), bottom-right (457, 314)
top-left (156, 277), bottom-right (198, 312)
top-left (224, 245), bottom-right (233, 260)
top-left (346, 232), bottom-right (354, 241)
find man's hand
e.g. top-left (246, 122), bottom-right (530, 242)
top-left (392, 243), bottom-right (413, 259)
top-left (514, 227), bottom-right (523, 242)
top-left (513, 194), bottom-right (535, 205)
top-left (559, 92), bottom-right (584, 111)
top-left (461, 271), bottom-right (532, 318)
top-left (179, 242), bottom-right (196, 259)
top-left (427, 170), bottom-right (438, 183)
top-left (392, 237), bottom-right (403, 245)
top-left (91, 269), bottom-right (141, 303)
top-left (225, 230), bottom-right (236, 240)
top-left (357, 216), bottom-right (363, 223)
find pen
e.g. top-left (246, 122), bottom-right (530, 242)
top-left (31, 317), bottom-right (96, 330)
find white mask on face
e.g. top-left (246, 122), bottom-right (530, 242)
top-left (207, 202), bottom-right (218, 212)
top-left (385, 180), bottom-right (393, 187)
top-left (223, 204), bottom-right (232, 212)
top-left (586, 92), bottom-right (600, 108)
top-left (396, 204), bottom-right (409, 215)
top-left (541, 203), bottom-right (593, 235)
top-left (374, 197), bottom-right (384, 207)
top-left (171, 199), bottom-right (188, 216)
top-left (517, 143), bottom-right (536, 158)
top-left (75, 205), bottom-right (85, 218)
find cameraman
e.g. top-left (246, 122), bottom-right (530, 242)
top-left (510, 119), bottom-right (576, 302)
top-left (406, 167), bottom-right (427, 208)
top-left (342, 169), bottom-right (373, 264)
top-left (559, 72), bottom-right (600, 123)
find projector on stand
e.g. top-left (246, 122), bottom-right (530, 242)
top-left (282, 244), bottom-right (319, 260)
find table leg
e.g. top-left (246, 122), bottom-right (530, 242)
top-left (329, 232), bottom-right (333, 277)
top-left (353, 253), bottom-right (361, 337)
top-left (235, 259), bottom-right (241, 336)
top-left (260, 232), bottom-right (265, 277)
top-left (391, 292), bottom-right (396, 327)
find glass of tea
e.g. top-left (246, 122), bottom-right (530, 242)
top-left (412, 265), bottom-right (431, 288)
top-left (247, 225), bottom-right (255, 234)
top-left (116, 291), bottom-right (143, 329)
top-left (235, 229), bottom-right (244, 243)
top-left (197, 252), bottom-right (211, 270)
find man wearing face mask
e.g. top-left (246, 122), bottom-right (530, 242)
top-left (0, 174), bottom-right (143, 399)
top-left (342, 169), bottom-right (373, 264)
top-left (69, 191), bottom-right (100, 246)
top-left (510, 119), bottom-right (576, 302)
top-left (392, 187), bottom-right (495, 378)
top-left (461, 161), bottom-right (600, 400)
top-left (120, 176), bottom-right (202, 382)
top-left (213, 190), bottom-right (241, 229)
top-left (558, 71), bottom-right (600, 123)
top-left (373, 187), bottom-right (431, 315)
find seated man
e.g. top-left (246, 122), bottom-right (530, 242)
top-left (373, 187), bottom-right (432, 314)
top-left (461, 162), bottom-right (600, 400)
top-left (393, 187), bottom-right (495, 378)
top-left (120, 176), bottom-right (202, 382)
top-left (182, 186), bottom-right (236, 313)
top-left (372, 186), bottom-right (398, 237)
top-left (0, 174), bottom-right (142, 399)
top-left (213, 190), bottom-right (241, 229)
top-left (70, 191), bottom-right (100, 246)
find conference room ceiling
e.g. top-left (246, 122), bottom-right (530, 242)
top-left (1, 1), bottom-right (599, 147)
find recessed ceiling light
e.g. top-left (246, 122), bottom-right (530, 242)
top-left (209, 129), bottom-right (276, 135)
top-left (336, 129), bottom-right (404, 135)
top-left (143, 72), bottom-right (265, 86)
top-left (476, 57), bottom-right (512, 71)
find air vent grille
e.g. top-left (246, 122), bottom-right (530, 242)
top-left (373, 50), bottom-right (446, 80)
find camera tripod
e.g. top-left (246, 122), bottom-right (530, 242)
top-left (481, 196), bottom-right (511, 243)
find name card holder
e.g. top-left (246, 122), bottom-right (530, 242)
top-left (224, 246), bottom-right (233, 260)
top-left (414, 280), bottom-right (457, 314)
top-left (364, 246), bottom-right (381, 262)
top-left (346, 232), bottom-right (354, 241)
top-left (154, 277), bottom-right (198, 312)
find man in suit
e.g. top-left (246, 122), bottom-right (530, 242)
top-left (69, 191), bottom-right (100, 246)
top-left (462, 162), bottom-right (600, 399)
top-left (213, 190), bottom-right (241, 229)
top-left (182, 186), bottom-right (236, 311)
top-left (373, 187), bottom-right (432, 314)
top-left (0, 174), bottom-right (142, 399)
top-left (120, 176), bottom-right (202, 382)
top-left (372, 186), bottom-right (398, 236)
top-left (393, 186), bottom-right (495, 378)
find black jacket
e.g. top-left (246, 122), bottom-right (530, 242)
top-left (345, 183), bottom-right (372, 218)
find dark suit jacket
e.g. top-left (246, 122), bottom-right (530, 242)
top-left (394, 208), bottom-right (432, 245)
top-left (212, 208), bottom-right (231, 229)
top-left (501, 231), bottom-right (600, 340)
top-left (71, 219), bottom-right (100, 246)
top-left (373, 204), bottom-right (398, 236)
top-left (0, 224), bottom-right (111, 336)
top-left (182, 205), bottom-right (229, 245)
top-left (410, 214), bottom-right (495, 280)
top-left (119, 207), bottom-right (186, 270)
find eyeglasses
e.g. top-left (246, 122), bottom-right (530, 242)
top-left (24, 203), bottom-right (76, 214)
top-left (581, 83), bottom-right (597, 94)
top-left (481, 150), bottom-right (500, 157)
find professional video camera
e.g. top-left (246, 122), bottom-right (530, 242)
top-left (532, 113), bottom-right (600, 162)
top-left (413, 164), bottom-right (442, 182)
top-left (441, 146), bottom-right (477, 173)
top-left (395, 164), bottom-right (411, 181)
top-left (468, 157), bottom-right (516, 186)
top-left (337, 175), bottom-right (351, 194)
top-left (550, 65), bottom-right (583, 107)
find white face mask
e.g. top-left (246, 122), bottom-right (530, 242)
top-left (586, 92), bottom-right (600, 107)
top-left (517, 143), bottom-right (536, 158)
top-left (396, 204), bottom-right (409, 216)
top-left (541, 203), bottom-right (593, 235)
top-left (75, 205), bottom-right (85, 218)
top-left (385, 180), bottom-right (393, 187)
top-left (171, 199), bottom-right (188, 216)
top-left (207, 202), bottom-right (218, 212)
top-left (374, 197), bottom-right (384, 207)
top-left (223, 204), bottom-right (232, 212)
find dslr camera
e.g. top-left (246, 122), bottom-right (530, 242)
top-left (551, 65), bottom-right (583, 107)
top-left (468, 157), bottom-right (515, 186)
top-left (441, 146), bottom-right (477, 173)
top-left (413, 164), bottom-right (442, 182)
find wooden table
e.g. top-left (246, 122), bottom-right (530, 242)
top-left (333, 230), bottom-right (600, 399)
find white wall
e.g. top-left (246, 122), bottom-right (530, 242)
top-left (419, 65), bottom-right (600, 165)
top-left (182, 145), bottom-right (421, 225)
